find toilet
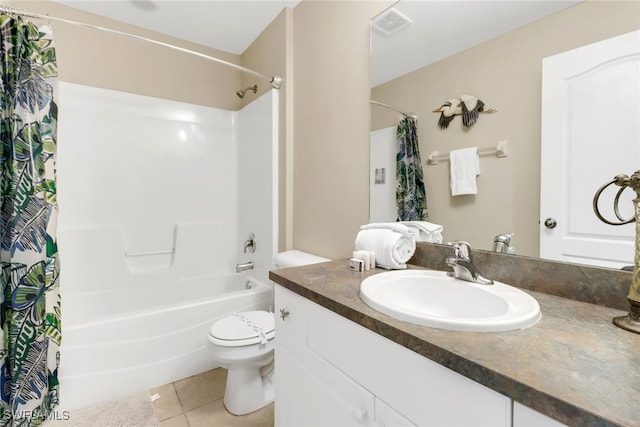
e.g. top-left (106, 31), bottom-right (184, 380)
top-left (207, 250), bottom-right (330, 415)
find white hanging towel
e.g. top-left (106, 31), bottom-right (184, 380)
top-left (355, 223), bottom-right (416, 269)
top-left (399, 221), bottom-right (443, 243)
top-left (449, 147), bottom-right (480, 196)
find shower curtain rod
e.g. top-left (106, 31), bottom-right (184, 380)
top-left (0, 5), bottom-right (282, 89)
top-left (370, 100), bottom-right (414, 118)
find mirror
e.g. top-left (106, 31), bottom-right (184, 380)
top-left (370, 0), bottom-right (640, 264)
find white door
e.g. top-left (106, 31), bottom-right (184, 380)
top-left (540, 30), bottom-right (640, 268)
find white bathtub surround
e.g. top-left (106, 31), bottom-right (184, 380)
top-left (56, 83), bottom-right (278, 411)
top-left (236, 91), bottom-right (280, 280)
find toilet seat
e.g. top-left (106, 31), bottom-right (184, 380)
top-left (209, 311), bottom-right (275, 347)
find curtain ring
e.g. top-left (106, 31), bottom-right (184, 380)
top-left (593, 176), bottom-right (635, 226)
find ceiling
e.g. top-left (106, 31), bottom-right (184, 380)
top-left (53, 0), bottom-right (302, 55)
top-left (371, 0), bottom-right (582, 86)
top-left (52, 0), bottom-right (581, 85)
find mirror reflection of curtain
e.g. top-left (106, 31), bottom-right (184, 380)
top-left (0, 14), bottom-right (61, 424)
top-left (396, 116), bottom-right (427, 221)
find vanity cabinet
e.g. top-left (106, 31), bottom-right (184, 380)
top-left (275, 284), bottom-right (377, 426)
top-left (274, 284), bottom-right (510, 426)
top-left (513, 402), bottom-right (567, 427)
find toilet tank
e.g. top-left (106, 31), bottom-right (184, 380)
top-left (274, 250), bottom-right (330, 269)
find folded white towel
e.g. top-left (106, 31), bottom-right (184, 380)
top-left (449, 147), bottom-right (480, 196)
top-left (400, 221), bottom-right (443, 243)
top-left (355, 224), bottom-right (416, 270)
top-left (360, 222), bottom-right (417, 238)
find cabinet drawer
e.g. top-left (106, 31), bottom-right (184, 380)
top-left (275, 327), bottom-right (375, 426)
top-left (307, 302), bottom-right (511, 427)
top-left (274, 284), bottom-right (310, 344)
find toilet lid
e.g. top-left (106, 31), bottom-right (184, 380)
top-left (209, 311), bottom-right (275, 347)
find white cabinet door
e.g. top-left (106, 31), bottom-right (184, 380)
top-left (513, 402), bottom-right (567, 427)
top-left (274, 284), bottom-right (310, 343)
top-left (540, 30), bottom-right (640, 268)
top-left (375, 398), bottom-right (417, 427)
top-left (275, 328), bottom-right (375, 427)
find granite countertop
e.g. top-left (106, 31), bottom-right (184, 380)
top-left (269, 260), bottom-right (640, 427)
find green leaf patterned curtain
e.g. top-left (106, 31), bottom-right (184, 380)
top-left (396, 116), bottom-right (427, 221)
top-left (0, 15), bottom-right (60, 426)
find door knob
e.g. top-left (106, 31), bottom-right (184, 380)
top-left (544, 218), bottom-right (557, 229)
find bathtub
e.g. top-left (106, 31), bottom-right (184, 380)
top-left (58, 274), bottom-right (273, 411)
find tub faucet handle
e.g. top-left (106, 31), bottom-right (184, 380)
top-left (243, 232), bottom-right (256, 254)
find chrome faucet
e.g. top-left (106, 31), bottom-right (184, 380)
top-left (446, 241), bottom-right (494, 285)
top-left (243, 232), bottom-right (256, 254)
top-left (492, 233), bottom-right (513, 254)
top-left (236, 261), bottom-right (254, 273)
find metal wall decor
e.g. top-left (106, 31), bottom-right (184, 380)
top-left (593, 171), bottom-right (640, 333)
top-left (433, 95), bottom-right (496, 130)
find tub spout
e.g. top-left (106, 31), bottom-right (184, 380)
top-left (236, 261), bottom-right (254, 273)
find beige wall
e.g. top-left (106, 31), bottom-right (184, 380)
top-left (291, 0), bottom-right (393, 260)
top-left (3, 0), bottom-right (243, 109)
top-left (371, 1), bottom-right (640, 257)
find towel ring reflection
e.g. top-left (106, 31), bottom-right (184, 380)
top-left (593, 174), bottom-right (636, 226)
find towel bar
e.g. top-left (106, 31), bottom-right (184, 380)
top-left (427, 140), bottom-right (508, 165)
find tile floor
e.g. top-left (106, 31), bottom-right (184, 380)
top-left (150, 368), bottom-right (274, 427)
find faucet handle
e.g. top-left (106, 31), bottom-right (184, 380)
top-left (448, 241), bottom-right (472, 258)
top-left (243, 232), bottom-right (256, 254)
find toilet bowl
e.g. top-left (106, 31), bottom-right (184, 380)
top-left (208, 311), bottom-right (275, 415)
top-left (208, 250), bottom-right (330, 415)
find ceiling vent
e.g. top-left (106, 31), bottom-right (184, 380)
top-left (372, 8), bottom-right (412, 37)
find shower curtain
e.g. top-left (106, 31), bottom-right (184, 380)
top-left (0, 15), bottom-right (61, 426)
top-left (396, 116), bottom-right (427, 221)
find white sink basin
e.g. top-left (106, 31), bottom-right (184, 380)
top-left (360, 270), bottom-right (541, 332)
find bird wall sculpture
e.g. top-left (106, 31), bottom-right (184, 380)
top-left (433, 95), bottom-right (496, 130)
